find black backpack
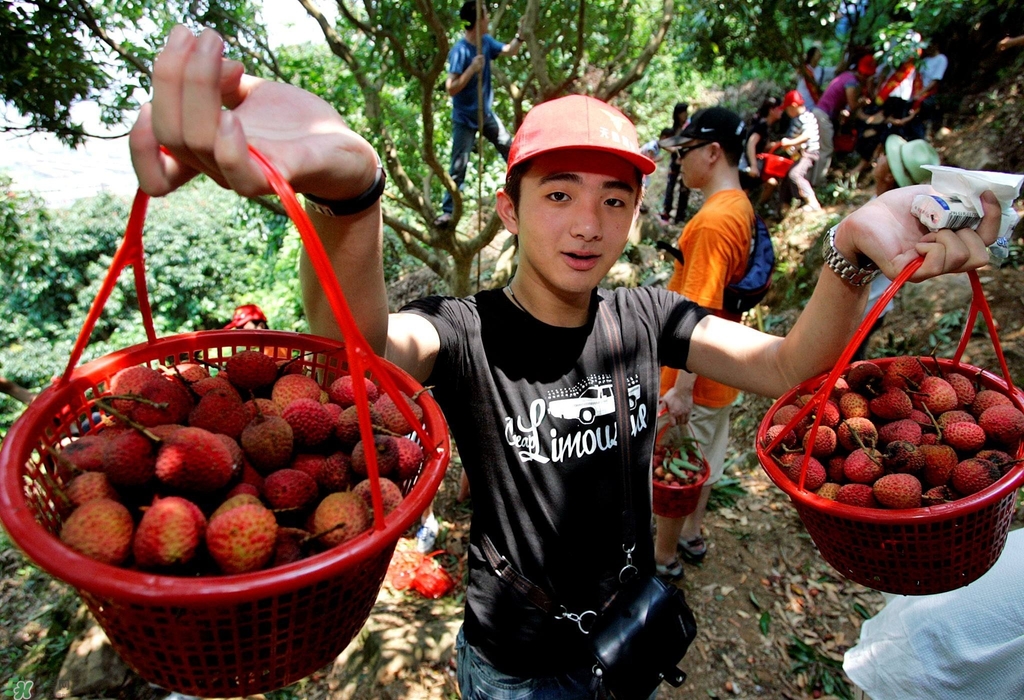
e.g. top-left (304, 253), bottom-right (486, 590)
top-left (655, 214), bottom-right (776, 314)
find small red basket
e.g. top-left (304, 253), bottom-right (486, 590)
top-left (0, 148), bottom-right (451, 695)
top-left (757, 259), bottom-right (1024, 595)
top-left (652, 416), bottom-right (710, 518)
top-left (757, 153), bottom-right (794, 179)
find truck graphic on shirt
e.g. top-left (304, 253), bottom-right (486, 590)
top-left (546, 373), bottom-right (641, 425)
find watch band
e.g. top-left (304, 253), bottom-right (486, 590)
top-left (821, 224), bottom-right (880, 287)
top-left (303, 160), bottom-right (386, 217)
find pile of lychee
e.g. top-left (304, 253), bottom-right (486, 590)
top-left (52, 351), bottom-right (428, 575)
top-left (763, 356), bottom-right (1024, 510)
top-left (653, 432), bottom-right (707, 487)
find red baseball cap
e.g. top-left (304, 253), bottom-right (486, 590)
top-left (782, 90), bottom-right (804, 108)
top-left (506, 95), bottom-right (656, 176)
top-left (857, 55), bottom-right (877, 77)
top-left (224, 304), bottom-right (268, 329)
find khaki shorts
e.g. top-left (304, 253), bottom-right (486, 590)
top-left (687, 403), bottom-right (733, 484)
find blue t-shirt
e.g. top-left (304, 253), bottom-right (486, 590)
top-left (449, 35), bottom-right (505, 128)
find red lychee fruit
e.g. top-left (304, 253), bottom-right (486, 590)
top-left (169, 362), bottom-right (209, 386)
top-left (873, 473), bottom-right (922, 509)
top-left (133, 496), bottom-right (206, 569)
top-left (392, 436), bottom-right (425, 481)
top-left (950, 458), bottom-right (1002, 496)
top-left (882, 356), bottom-right (926, 392)
top-left (870, 389), bottom-right (913, 421)
top-left (271, 374), bottom-right (323, 411)
top-left (155, 427), bottom-right (235, 493)
top-left (975, 449), bottom-right (1017, 476)
top-left (310, 492), bottom-right (371, 547)
top-left (273, 527), bottom-right (310, 567)
top-left (919, 444), bottom-right (959, 487)
top-left (922, 485), bottom-right (953, 506)
top-left (241, 415), bottom-right (294, 474)
top-left (839, 392), bottom-right (871, 420)
top-left (263, 469), bottom-right (319, 511)
top-left (913, 376), bottom-right (958, 415)
top-left (211, 493), bottom-right (264, 520)
top-left (126, 374), bottom-right (194, 427)
top-left (844, 448), bottom-right (884, 485)
top-left (772, 404), bottom-right (810, 435)
top-left (327, 374), bottom-right (380, 408)
top-left (801, 425), bottom-right (837, 458)
top-left (206, 503), bottom-right (279, 574)
top-left (59, 498), bottom-right (134, 565)
top-left (65, 472), bottom-right (118, 507)
top-left (977, 404), bottom-right (1024, 446)
top-left (937, 410), bottom-right (975, 431)
top-left (225, 350), bottom-right (279, 391)
top-left (374, 392), bottom-right (424, 435)
top-left (109, 365), bottom-right (163, 415)
top-left (226, 482), bottom-right (261, 499)
top-left (102, 428), bottom-right (156, 487)
top-left (777, 453), bottom-right (826, 491)
top-left (282, 398), bottom-right (334, 447)
top-left (191, 375), bottom-right (242, 401)
top-left (878, 419), bottom-right (922, 447)
top-left (969, 389), bottom-right (1013, 418)
top-left (943, 422), bottom-right (987, 453)
top-left (351, 435), bottom-right (400, 478)
top-left (883, 441), bottom-right (925, 475)
top-left (826, 456), bottom-right (846, 483)
top-left (945, 373), bottom-right (976, 409)
top-left (352, 477), bottom-right (404, 521)
top-left (320, 452), bottom-right (353, 492)
top-left (846, 361), bottom-right (883, 395)
top-left (59, 434), bottom-right (107, 472)
top-left (835, 483), bottom-right (878, 508)
top-left (335, 404), bottom-right (383, 447)
top-left (837, 417), bottom-right (878, 451)
top-left (189, 390), bottom-right (250, 440)
top-left (763, 424), bottom-right (798, 450)
top-left (244, 397), bottom-right (282, 418)
top-left (816, 483), bottom-right (842, 500)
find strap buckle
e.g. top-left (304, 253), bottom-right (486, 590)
top-left (555, 606), bottom-right (598, 634)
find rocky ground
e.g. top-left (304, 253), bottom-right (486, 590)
top-left (3, 72), bottom-right (1024, 700)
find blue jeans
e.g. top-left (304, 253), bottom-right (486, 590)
top-left (455, 627), bottom-right (659, 700)
top-left (441, 113), bottom-right (512, 214)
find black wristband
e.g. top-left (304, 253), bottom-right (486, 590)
top-left (303, 164), bottom-right (386, 217)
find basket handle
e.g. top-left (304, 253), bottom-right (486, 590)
top-left (57, 146), bottom-right (437, 529)
top-left (765, 258), bottom-right (1021, 489)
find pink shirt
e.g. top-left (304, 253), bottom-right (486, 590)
top-left (816, 71), bottom-right (859, 117)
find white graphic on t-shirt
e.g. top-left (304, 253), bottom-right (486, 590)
top-left (503, 374), bottom-right (647, 464)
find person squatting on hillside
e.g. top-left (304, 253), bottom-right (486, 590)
top-left (741, 96), bottom-right (785, 205)
top-left (435, 1), bottom-right (524, 229)
top-left (812, 54), bottom-right (877, 186)
top-left (653, 107), bottom-right (753, 577)
top-left (131, 27), bottom-right (1003, 699)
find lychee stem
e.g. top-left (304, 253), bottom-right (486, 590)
top-left (93, 399), bottom-right (163, 443)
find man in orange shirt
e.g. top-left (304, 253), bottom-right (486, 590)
top-left (655, 107), bottom-right (752, 577)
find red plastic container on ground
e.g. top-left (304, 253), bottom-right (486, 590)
top-left (756, 260), bottom-right (1024, 595)
top-left (0, 148), bottom-right (451, 695)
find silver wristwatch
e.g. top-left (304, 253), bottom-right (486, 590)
top-left (821, 225), bottom-right (879, 287)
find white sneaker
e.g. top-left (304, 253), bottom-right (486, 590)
top-left (415, 513), bottom-right (439, 553)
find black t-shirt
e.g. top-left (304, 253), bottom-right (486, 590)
top-left (403, 286), bottom-right (707, 676)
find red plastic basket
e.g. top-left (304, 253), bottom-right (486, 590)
top-left (0, 148), bottom-right (451, 695)
top-left (652, 416), bottom-right (710, 518)
top-left (757, 260), bottom-right (1024, 595)
top-left (757, 152), bottom-right (794, 179)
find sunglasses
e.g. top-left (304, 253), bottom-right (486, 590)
top-left (676, 141), bottom-right (714, 158)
